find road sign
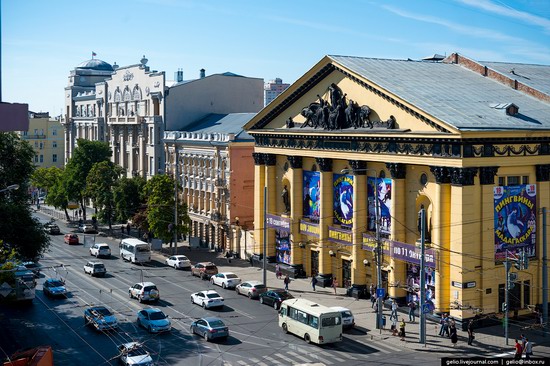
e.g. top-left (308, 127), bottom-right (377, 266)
top-left (0, 282), bottom-right (14, 297)
top-left (422, 303), bottom-right (431, 314)
top-left (376, 288), bottom-right (385, 298)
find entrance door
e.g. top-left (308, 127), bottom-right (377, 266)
top-left (311, 250), bottom-right (319, 276)
top-left (342, 260), bottom-right (351, 288)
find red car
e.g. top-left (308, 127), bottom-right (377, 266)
top-left (64, 233), bottom-right (79, 245)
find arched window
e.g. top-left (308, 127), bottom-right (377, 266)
top-left (133, 86), bottom-right (142, 101)
top-left (114, 87), bottom-right (122, 102)
top-left (123, 86), bottom-right (132, 102)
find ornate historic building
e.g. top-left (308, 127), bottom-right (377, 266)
top-left (62, 56), bottom-right (166, 178)
top-left (244, 53), bottom-right (550, 325)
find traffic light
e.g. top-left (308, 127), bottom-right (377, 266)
top-left (514, 259), bottom-right (522, 270)
top-left (502, 302), bottom-right (508, 312)
top-left (508, 272), bottom-right (518, 290)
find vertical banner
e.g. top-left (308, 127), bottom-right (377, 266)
top-left (367, 177), bottom-right (392, 234)
top-left (333, 174), bottom-right (354, 227)
top-left (494, 184), bottom-right (536, 262)
top-left (275, 230), bottom-right (291, 264)
top-left (303, 171), bottom-right (321, 221)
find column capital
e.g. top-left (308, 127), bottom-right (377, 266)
top-left (536, 164), bottom-right (550, 182)
top-left (386, 163), bottom-right (406, 179)
top-left (287, 156), bottom-right (303, 169)
top-left (263, 153), bottom-right (276, 166)
top-left (252, 152), bottom-right (263, 166)
top-left (479, 166), bottom-right (499, 185)
top-left (449, 167), bottom-right (478, 186)
top-left (315, 157), bottom-right (332, 172)
top-left (348, 160), bottom-right (366, 175)
top-left (429, 166), bottom-right (451, 184)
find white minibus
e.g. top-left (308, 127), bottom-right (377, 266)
top-left (278, 298), bottom-right (342, 344)
top-left (119, 238), bottom-right (151, 264)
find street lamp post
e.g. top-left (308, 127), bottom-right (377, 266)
top-left (0, 184), bottom-right (19, 194)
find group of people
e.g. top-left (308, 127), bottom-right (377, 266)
top-left (514, 334), bottom-right (534, 359)
top-left (438, 313), bottom-right (459, 346)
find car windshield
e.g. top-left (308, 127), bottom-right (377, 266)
top-left (176, 256), bottom-right (188, 260)
top-left (226, 274), bottom-right (238, 279)
top-left (144, 286), bottom-right (158, 292)
top-left (149, 311), bottom-right (166, 320)
top-left (207, 293), bottom-right (220, 299)
top-left (342, 311), bottom-right (353, 317)
top-left (94, 264), bottom-right (105, 269)
top-left (126, 347), bottom-right (148, 357)
top-left (136, 245), bottom-right (149, 253)
top-left (48, 280), bottom-right (64, 287)
top-left (208, 320), bottom-right (225, 327)
top-left (99, 245), bottom-right (110, 250)
top-left (94, 307), bottom-right (112, 316)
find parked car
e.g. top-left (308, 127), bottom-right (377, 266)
top-left (64, 233), bottom-right (79, 245)
top-left (44, 223), bottom-right (60, 235)
top-left (83, 261), bottom-right (107, 277)
top-left (78, 223), bottom-right (96, 233)
top-left (165, 255), bottom-right (191, 270)
top-left (210, 272), bottom-right (241, 289)
top-left (191, 262), bottom-right (218, 280)
top-left (331, 306), bottom-right (355, 329)
top-left (190, 317), bottom-right (229, 341)
top-left (129, 282), bottom-right (160, 303)
top-left (259, 289), bottom-right (294, 309)
top-left (43, 278), bottom-right (67, 298)
top-left (137, 308), bottom-right (171, 333)
top-left (191, 290), bottom-right (224, 309)
top-left (84, 306), bottom-right (118, 331)
top-left (117, 342), bottom-right (154, 366)
top-left (89, 243), bottom-right (111, 258)
top-left (21, 261), bottom-right (41, 278)
top-left (235, 281), bottom-right (267, 299)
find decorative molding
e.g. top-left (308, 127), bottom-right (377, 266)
top-left (536, 164), bottom-right (550, 182)
top-left (348, 160), bottom-right (366, 175)
top-left (315, 158), bottom-right (332, 172)
top-left (429, 166), bottom-right (451, 184)
top-left (386, 163), bottom-right (406, 179)
top-left (263, 153), bottom-right (276, 166)
top-left (449, 167), bottom-right (478, 186)
top-left (479, 167), bottom-right (499, 185)
top-left (252, 152), bottom-right (263, 166)
top-left (287, 156), bottom-right (303, 169)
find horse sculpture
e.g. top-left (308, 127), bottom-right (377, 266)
top-left (359, 105), bottom-right (372, 128)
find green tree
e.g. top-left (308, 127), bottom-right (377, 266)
top-left (0, 133), bottom-right (50, 260)
top-left (63, 139), bottom-right (111, 220)
top-left (31, 166), bottom-right (72, 220)
top-left (144, 175), bottom-right (189, 249)
top-left (113, 176), bottom-right (146, 224)
top-left (86, 161), bottom-right (124, 230)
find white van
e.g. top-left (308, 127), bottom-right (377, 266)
top-left (278, 298), bottom-right (342, 344)
top-left (330, 306), bottom-right (355, 329)
top-left (120, 238), bottom-right (151, 264)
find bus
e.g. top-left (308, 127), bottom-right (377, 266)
top-left (119, 238), bottom-right (151, 264)
top-left (0, 268), bottom-right (36, 304)
top-left (278, 298), bottom-right (343, 345)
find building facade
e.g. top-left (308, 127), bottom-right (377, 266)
top-left (264, 78), bottom-right (290, 106)
top-left (244, 54), bottom-right (550, 326)
top-left (18, 112), bottom-right (64, 168)
top-left (62, 56), bottom-right (166, 178)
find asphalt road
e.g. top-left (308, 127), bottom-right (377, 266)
top-left (1, 212), bottom-right (422, 366)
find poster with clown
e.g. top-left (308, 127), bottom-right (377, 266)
top-left (333, 174), bottom-right (354, 227)
top-left (367, 177), bottom-right (392, 235)
top-left (494, 184), bottom-right (536, 262)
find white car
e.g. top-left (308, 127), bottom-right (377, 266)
top-left (331, 306), bottom-right (355, 329)
top-left (78, 223), bottom-right (96, 233)
top-left (83, 261), bottom-right (107, 277)
top-left (210, 272), bottom-right (241, 289)
top-left (191, 290), bottom-right (224, 309)
top-left (165, 255), bottom-right (191, 270)
top-left (89, 243), bottom-right (111, 258)
top-left (129, 282), bottom-right (160, 303)
top-left (117, 342), bottom-right (154, 366)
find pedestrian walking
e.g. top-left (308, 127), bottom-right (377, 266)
top-left (225, 250), bottom-right (232, 263)
top-left (370, 283), bottom-right (375, 297)
top-left (283, 275), bottom-right (290, 291)
top-left (121, 225), bottom-right (125, 236)
top-left (439, 313), bottom-right (450, 337)
top-left (524, 338), bottom-right (533, 359)
top-left (373, 299), bottom-right (378, 313)
top-left (514, 339), bottom-right (523, 360)
top-left (78, 209), bottom-right (82, 218)
top-left (311, 275), bottom-right (318, 291)
top-left (371, 293), bottom-right (377, 308)
top-left (408, 300), bottom-right (416, 323)
top-left (390, 299), bottom-right (398, 321)
top-left (332, 277), bottom-right (338, 295)
top-left (450, 323), bottom-right (458, 347)
top-left (275, 264), bottom-right (281, 279)
top-left (399, 318), bottom-right (406, 341)
top-left (391, 317), bottom-right (398, 336)
top-left (126, 222), bottom-right (131, 235)
top-left (467, 319), bottom-right (475, 345)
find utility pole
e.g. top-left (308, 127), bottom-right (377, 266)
top-left (419, 207), bottom-right (426, 344)
top-left (173, 150), bottom-right (178, 255)
top-left (504, 252), bottom-right (510, 346)
top-left (543, 207), bottom-right (548, 338)
top-left (263, 185), bottom-right (267, 287)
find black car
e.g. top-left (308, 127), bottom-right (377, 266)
top-left (44, 223), bottom-right (60, 235)
top-left (21, 261), bottom-right (41, 278)
top-left (259, 289), bottom-right (294, 310)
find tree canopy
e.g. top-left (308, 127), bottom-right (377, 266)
top-left (86, 161), bottom-right (124, 229)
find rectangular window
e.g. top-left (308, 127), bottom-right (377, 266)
top-left (522, 176), bottom-right (529, 185)
top-left (34, 155), bottom-right (38, 163)
top-left (498, 177), bottom-right (505, 186)
top-left (52, 129), bottom-right (57, 136)
top-left (35, 142), bottom-right (38, 148)
top-left (149, 157), bottom-right (154, 176)
top-left (507, 176), bottom-right (520, 185)
top-left (39, 155), bottom-right (43, 163)
top-left (34, 129), bottom-right (38, 135)
top-left (52, 141), bottom-right (57, 148)
top-left (53, 154), bottom-right (57, 162)
top-left (289, 307), bottom-right (297, 320)
top-left (39, 142), bottom-right (43, 150)
top-left (149, 127), bottom-right (154, 144)
top-left (309, 316), bottom-right (319, 329)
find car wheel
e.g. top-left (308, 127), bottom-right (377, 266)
top-left (129, 291), bottom-right (133, 299)
top-left (260, 297), bottom-right (264, 304)
top-left (210, 279), bottom-right (214, 285)
top-left (84, 317), bottom-right (88, 326)
top-left (148, 325), bottom-right (152, 333)
top-left (174, 264), bottom-right (177, 270)
top-left (282, 323), bottom-right (288, 333)
top-left (202, 302), bottom-right (206, 309)
top-left (236, 288), bottom-right (240, 295)
top-left (138, 296), bottom-right (143, 303)
top-left (204, 332), bottom-right (209, 341)
top-left (190, 325), bottom-right (195, 334)
top-left (222, 283), bottom-right (226, 289)
top-left (304, 333), bottom-right (311, 344)
top-left (201, 273), bottom-right (205, 280)
top-left (274, 302), bottom-right (279, 310)
top-left (248, 292), bottom-right (252, 299)
top-left (191, 296), bottom-right (194, 304)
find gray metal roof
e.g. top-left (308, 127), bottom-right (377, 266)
top-left (329, 55), bottom-right (550, 131)
top-left (480, 61), bottom-right (550, 97)
top-left (186, 113), bottom-right (255, 140)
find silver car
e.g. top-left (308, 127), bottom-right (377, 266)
top-left (90, 243), bottom-right (111, 258)
top-left (235, 281), bottom-right (267, 299)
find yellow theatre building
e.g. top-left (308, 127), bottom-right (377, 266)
top-left (243, 53), bottom-right (550, 327)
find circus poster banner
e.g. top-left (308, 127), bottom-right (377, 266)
top-left (494, 184), bottom-right (537, 262)
top-left (333, 174), bottom-right (354, 227)
top-left (303, 171), bottom-right (321, 221)
top-left (367, 177), bottom-right (392, 235)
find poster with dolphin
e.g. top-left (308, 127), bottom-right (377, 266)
top-left (303, 171), bottom-right (321, 220)
top-left (333, 174), bottom-right (354, 227)
top-left (494, 184), bottom-right (536, 262)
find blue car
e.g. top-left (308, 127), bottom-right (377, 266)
top-left (84, 306), bottom-right (118, 331)
top-left (190, 317), bottom-right (229, 341)
top-left (43, 278), bottom-right (67, 298)
top-left (137, 308), bottom-right (171, 333)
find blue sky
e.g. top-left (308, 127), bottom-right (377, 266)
top-left (2, 0), bottom-right (549, 116)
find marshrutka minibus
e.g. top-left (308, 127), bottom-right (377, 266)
top-left (119, 238), bottom-right (151, 264)
top-left (278, 298), bottom-right (343, 344)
